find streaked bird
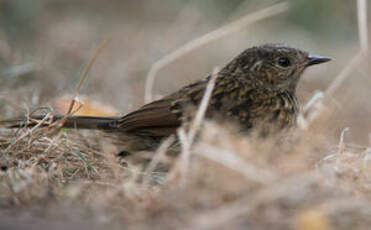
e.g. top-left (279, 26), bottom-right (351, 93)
top-left (1, 44), bottom-right (331, 153)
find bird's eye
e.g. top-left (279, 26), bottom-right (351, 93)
top-left (277, 57), bottom-right (291, 67)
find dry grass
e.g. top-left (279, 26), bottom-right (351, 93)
top-left (0, 1), bottom-right (371, 230)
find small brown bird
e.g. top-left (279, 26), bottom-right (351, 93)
top-left (1, 44), bottom-right (330, 153)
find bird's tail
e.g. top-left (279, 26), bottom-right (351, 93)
top-left (0, 115), bottom-right (121, 130)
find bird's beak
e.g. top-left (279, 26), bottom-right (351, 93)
top-left (306, 55), bottom-right (331, 67)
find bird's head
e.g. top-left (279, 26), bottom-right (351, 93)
top-left (222, 44), bottom-right (331, 92)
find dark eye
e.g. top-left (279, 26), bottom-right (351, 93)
top-left (277, 57), bottom-right (291, 67)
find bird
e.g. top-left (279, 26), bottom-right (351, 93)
top-left (1, 44), bottom-right (330, 154)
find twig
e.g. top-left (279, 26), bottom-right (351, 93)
top-left (337, 127), bottom-right (349, 155)
top-left (67, 39), bottom-right (109, 114)
top-left (324, 53), bottom-right (362, 97)
top-left (357, 0), bottom-right (369, 54)
top-left (142, 135), bottom-right (175, 186)
top-left (169, 67), bottom-right (219, 185)
top-left (144, 2), bottom-right (289, 103)
top-left (176, 128), bottom-right (191, 186)
top-left (188, 67), bottom-right (219, 143)
top-left (181, 68), bottom-right (218, 183)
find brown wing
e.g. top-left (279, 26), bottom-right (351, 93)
top-left (117, 78), bottom-right (210, 137)
top-left (118, 98), bottom-right (181, 137)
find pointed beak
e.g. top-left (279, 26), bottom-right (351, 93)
top-left (306, 55), bottom-right (331, 67)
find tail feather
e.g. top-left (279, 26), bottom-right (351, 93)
top-left (0, 115), bottom-right (121, 130)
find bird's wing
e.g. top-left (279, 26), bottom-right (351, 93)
top-left (118, 98), bottom-right (182, 137)
top-left (117, 78), bottom-right (211, 137)
top-left (117, 75), bottom-right (244, 137)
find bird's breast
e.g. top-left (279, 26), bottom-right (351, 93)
top-left (267, 92), bottom-right (299, 129)
top-left (224, 89), bottom-right (299, 136)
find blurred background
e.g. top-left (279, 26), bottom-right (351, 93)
top-left (0, 0), bottom-right (369, 143)
top-left (1, 2), bottom-right (371, 229)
